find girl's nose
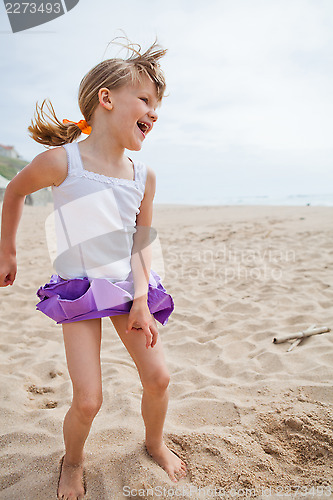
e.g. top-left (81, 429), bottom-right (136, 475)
top-left (149, 109), bottom-right (158, 122)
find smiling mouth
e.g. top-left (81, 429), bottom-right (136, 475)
top-left (137, 121), bottom-right (150, 136)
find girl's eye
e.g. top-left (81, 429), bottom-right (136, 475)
top-left (140, 98), bottom-right (148, 104)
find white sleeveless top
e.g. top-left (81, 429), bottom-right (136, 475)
top-left (51, 142), bottom-right (147, 282)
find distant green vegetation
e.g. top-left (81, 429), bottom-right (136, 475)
top-left (0, 156), bottom-right (28, 180)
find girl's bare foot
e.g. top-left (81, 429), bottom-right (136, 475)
top-left (145, 442), bottom-right (187, 483)
top-left (57, 455), bottom-right (87, 499)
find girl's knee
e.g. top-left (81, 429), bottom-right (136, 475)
top-left (143, 370), bottom-right (170, 394)
top-left (73, 392), bottom-right (103, 421)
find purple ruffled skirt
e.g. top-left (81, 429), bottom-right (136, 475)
top-left (36, 270), bottom-right (174, 325)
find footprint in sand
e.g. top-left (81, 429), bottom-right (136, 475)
top-left (26, 384), bottom-right (58, 409)
top-left (28, 384), bottom-right (54, 395)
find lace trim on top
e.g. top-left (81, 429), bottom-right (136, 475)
top-left (73, 142), bottom-right (143, 189)
top-left (77, 168), bottom-right (141, 189)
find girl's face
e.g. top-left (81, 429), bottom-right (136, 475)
top-left (104, 76), bottom-right (159, 151)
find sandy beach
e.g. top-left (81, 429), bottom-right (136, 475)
top-left (0, 203), bottom-right (332, 499)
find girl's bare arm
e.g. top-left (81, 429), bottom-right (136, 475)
top-left (127, 167), bottom-right (158, 347)
top-left (131, 166), bottom-right (156, 301)
top-left (0, 147), bottom-right (67, 286)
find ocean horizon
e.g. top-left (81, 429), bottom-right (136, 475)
top-left (154, 192), bottom-right (333, 207)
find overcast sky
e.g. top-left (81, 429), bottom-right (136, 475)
top-left (0, 0), bottom-right (332, 202)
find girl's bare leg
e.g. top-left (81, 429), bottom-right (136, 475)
top-left (58, 318), bottom-right (103, 499)
top-left (110, 314), bottom-right (187, 483)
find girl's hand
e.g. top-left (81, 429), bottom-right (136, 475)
top-left (126, 298), bottom-right (159, 349)
top-left (0, 249), bottom-right (17, 287)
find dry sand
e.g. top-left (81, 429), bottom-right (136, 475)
top-left (0, 203), bottom-right (332, 499)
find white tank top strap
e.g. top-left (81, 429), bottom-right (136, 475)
top-left (62, 142), bottom-right (83, 176)
top-left (134, 161), bottom-right (148, 191)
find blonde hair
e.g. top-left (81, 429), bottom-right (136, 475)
top-left (28, 39), bottom-right (167, 147)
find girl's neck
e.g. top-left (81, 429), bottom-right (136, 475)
top-left (79, 133), bottom-right (126, 168)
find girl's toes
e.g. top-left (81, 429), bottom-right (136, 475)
top-left (175, 467), bottom-right (186, 479)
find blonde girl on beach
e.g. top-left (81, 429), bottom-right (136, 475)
top-left (0, 40), bottom-right (187, 499)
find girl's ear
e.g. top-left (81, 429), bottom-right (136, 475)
top-left (98, 87), bottom-right (113, 110)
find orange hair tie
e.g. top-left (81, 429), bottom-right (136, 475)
top-left (63, 119), bottom-right (92, 135)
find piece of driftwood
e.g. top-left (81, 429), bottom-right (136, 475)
top-left (273, 325), bottom-right (331, 345)
top-left (286, 338), bottom-right (303, 352)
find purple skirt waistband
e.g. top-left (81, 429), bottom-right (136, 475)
top-left (36, 270), bottom-right (174, 325)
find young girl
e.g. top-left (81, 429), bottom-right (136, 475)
top-left (0, 40), bottom-right (187, 498)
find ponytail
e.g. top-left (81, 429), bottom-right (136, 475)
top-left (28, 99), bottom-right (83, 147)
